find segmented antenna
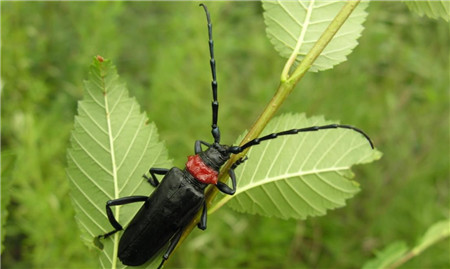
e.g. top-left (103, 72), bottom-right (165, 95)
top-left (228, 124), bottom-right (374, 154)
top-left (200, 4), bottom-right (220, 143)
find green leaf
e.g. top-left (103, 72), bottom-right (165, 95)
top-left (66, 57), bottom-right (171, 268)
top-left (362, 241), bottom-right (409, 269)
top-left (211, 113), bottom-right (381, 219)
top-left (413, 219), bottom-right (450, 254)
top-left (362, 219), bottom-right (450, 269)
top-left (262, 0), bottom-right (368, 72)
top-left (1, 151), bottom-right (15, 254)
top-left (405, 0), bottom-right (450, 22)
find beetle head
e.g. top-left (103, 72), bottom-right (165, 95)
top-left (199, 143), bottom-right (231, 171)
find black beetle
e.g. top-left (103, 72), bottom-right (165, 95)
top-left (97, 4), bottom-right (374, 268)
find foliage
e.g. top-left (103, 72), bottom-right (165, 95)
top-left (66, 58), bottom-right (171, 268)
top-left (1, 1), bottom-right (449, 269)
top-left (213, 113), bottom-right (381, 218)
top-left (262, 0), bottom-right (369, 72)
top-left (162, 0), bottom-right (377, 257)
top-left (67, 59), bottom-right (379, 267)
top-left (362, 219), bottom-right (450, 269)
top-left (1, 152), bottom-right (14, 253)
top-left (405, 0), bottom-right (450, 21)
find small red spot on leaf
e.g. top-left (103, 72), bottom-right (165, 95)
top-left (96, 55), bottom-right (104, 62)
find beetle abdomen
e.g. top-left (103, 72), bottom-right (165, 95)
top-left (118, 168), bottom-right (205, 266)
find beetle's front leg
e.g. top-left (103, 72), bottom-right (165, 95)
top-left (195, 140), bottom-right (212, 154)
top-left (216, 157), bottom-right (248, 195)
top-left (98, 196), bottom-right (148, 239)
top-left (143, 168), bottom-right (169, 187)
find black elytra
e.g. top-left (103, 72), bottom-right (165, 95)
top-left (96, 4), bottom-right (374, 269)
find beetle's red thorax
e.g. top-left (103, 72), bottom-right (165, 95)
top-left (185, 155), bottom-right (218, 185)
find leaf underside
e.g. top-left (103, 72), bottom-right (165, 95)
top-left (214, 113), bottom-right (381, 220)
top-left (405, 0), bottom-right (450, 22)
top-left (66, 58), bottom-right (171, 268)
top-left (262, 0), bottom-right (369, 72)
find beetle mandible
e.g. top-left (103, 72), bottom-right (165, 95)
top-left (97, 4), bottom-right (374, 268)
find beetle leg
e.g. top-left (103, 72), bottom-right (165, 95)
top-left (233, 156), bottom-right (249, 168)
top-left (216, 157), bottom-right (248, 195)
top-left (216, 169), bottom-right (236, 195)
top-left (197, 200), bottom-right (207, 230)
top-left (143, 168), bottom-right (169, 187)
top-left (195, 140), bottom-right (212, 154)
top-left (216, 181), bottom-right (235, 195)
top-left (98, 196), bottom-right (148, 239)
top-left (157, 228), bottom-right (183, 269)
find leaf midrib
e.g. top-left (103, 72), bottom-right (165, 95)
top-left (211, 165), bottom-right (354, 214)
top-left (99, 65), bottom-right (120, 269)
top-left (240, 166), bottom-right (354, 195)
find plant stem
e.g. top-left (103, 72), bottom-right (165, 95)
top-left (388, 229), bottom-right (450, 269)
top-left (281, 0), bottom-right (315, 82)
top-left (388, 250), bottom-right (417, 269)
top-left (289, 0), bottom-right (361, 84)
top-left (170, 0), bottom-right (361, 263)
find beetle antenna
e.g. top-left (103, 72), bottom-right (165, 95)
top-left (228, 124), bottom-right (374, 154)
top-left (200, 4), bottom-right (220, 143)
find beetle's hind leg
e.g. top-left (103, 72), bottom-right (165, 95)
top-left (157, 202), bottom-right (208, 267)
top-left (97, 196), bottom-right (148, 240)
top-left (157, 228), bottom-right (183, 269)
top-left (197, 200), bottom-right (207, 230)
top-left (143, 168), bottom-right (169, 187)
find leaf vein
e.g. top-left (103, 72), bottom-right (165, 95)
top-left (275, 181), bottom-right (303, 217)
top-left (67, 151), bottom-right (112, 198)
top-left (85, 81), bottom-right (106, 109)
top-left (79, 103), bottom-right (108, 135)
top-left (261, 184), bottom-right (284, 216)
top-left (120, 118), bottom-right (155, 193)
top-left (71, 191), bottom-right (105, 232)
top-left (76, 119), bottom-right (111, 153)
top-left (285, 178), bottom-right (323, 214)
top-left (72, 134), bottom-right (114, 176)
top-left (116, 111), bottom-right (144, 171)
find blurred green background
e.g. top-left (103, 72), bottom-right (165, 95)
top-left (1, 1), bottom-right (448, 268)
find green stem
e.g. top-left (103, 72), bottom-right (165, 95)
top-left (281, 0), bottom-right (315, 82)
top-left (289, 0), bottom-right (361, 84)
top-left (169, 0), bottom-right (361, 264)
top-left (387, 251), bottom-right (417, 269)
top-left (388, 231), bottom-right (450, 269)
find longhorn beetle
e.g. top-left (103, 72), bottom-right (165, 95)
top-left (97, 4), bottom-right (374, 268)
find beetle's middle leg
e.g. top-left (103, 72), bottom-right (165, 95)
top-left (143, 168), bottom-right (169, 187)
top-left (98, 196), bottom-right (148, 239)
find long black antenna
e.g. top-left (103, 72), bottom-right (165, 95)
top-left (228, 124), bottom-right (374, 154)
top-left (200, 4), bottom-right (220, 143)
